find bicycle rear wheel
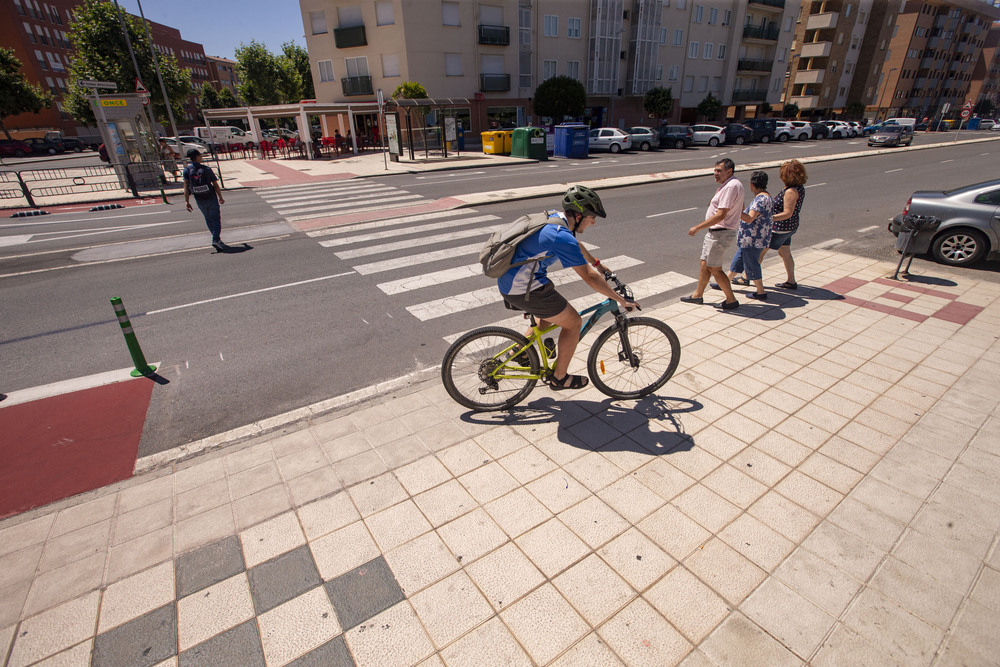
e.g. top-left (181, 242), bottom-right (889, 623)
top-left (587, 317), bottom-right (680, 399)
top-left (442, 326), bottom-right (540, 411)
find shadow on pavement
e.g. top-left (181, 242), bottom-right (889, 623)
top-left (215, 243), bottom-right (254, 254)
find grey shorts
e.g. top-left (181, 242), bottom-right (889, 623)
top-left (501, 282), bottom-right (570, 319)
top-left (701, 228), bottom-right (737, 266)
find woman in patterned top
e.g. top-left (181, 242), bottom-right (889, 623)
top-left (760, 159), bottom-right (807, 290)
top-left (725, 170), bottom-right (773, 300)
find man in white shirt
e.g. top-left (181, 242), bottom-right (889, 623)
top-left (680, 158), bottom-right (745, 310)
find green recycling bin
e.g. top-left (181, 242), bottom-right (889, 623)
top-left (510, 127), bottom-right (548, 161)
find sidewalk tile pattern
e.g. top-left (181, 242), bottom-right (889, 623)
top-left (2, 250), bottom-right (1000, 666)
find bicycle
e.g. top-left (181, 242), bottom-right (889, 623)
top-left (442, 270), bottom-right (681, 411)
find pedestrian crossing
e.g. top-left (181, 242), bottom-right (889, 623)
top-left (256, 180), bottom-right (431, 222)
top-left (308, 206), bottom-right (698, 329)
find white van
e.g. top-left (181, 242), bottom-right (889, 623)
top-left (884, 117), bottom-right (917, 128)
top-left (193, 126), bottom-right (258, 147)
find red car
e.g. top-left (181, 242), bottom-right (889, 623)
top-left (0, 139), bottom-right (32, 157)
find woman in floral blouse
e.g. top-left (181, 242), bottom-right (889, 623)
top-left (725, 170), bottom-right (773, 300)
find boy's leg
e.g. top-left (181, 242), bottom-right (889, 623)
top-left (542, 305), bottom-right (583, 380)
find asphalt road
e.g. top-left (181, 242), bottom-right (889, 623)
top-left (2, 137), bottom-right (998, 457)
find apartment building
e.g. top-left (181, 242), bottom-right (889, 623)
top-left (0, 0), bottom-right (210, 137)
top-left (300, 0), bottom-right (801, 134)
top-left (787, 0), bottom-right (1000, 121)
top-left (968, 26), bottom-right (1000, 112)
top-left (207, 55), bottom-right (241, 97)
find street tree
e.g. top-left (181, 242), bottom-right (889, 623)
top-left (696, 93), bottom-right (721, 121)
top-left (974, 98), bottom-right (995, 117)
top-left (782, 103), bottom-right (800, 119)
top-left (63, 0), bottom-right (190, 126)
top-left (235, 40), bottom-right (301, 106)
top-left (845, 101), bottom-right (865, 119)
top-left (0, 48), bottom-right (53, 140)
top-left (391, 81), bottom-right (428, 100)
top-left (533, 76), bottom-right (586, 123)
top-left (282, 42), bottom-right (314, 101)
top-left (199, 82), bottom-right (221, 110)
top-left (759, 102), bottom-right (773, 115)
top-left (643, 87), bottom-right (674, 120)
top-left (217, 87), bottom-right (239, 108)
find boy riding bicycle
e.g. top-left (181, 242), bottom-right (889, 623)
top-left (498, 185), bottom-right (640, 390)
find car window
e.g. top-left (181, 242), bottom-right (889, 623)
top-left (601, 130), bottom-right (613, 137)
top-left (589, 130), bottom-right (599, 137)
top-left (974, 189), bottom-right (1000, 206)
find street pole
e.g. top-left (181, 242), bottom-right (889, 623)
top-left (136, 0), bottom-right (179, 140)
top-left (112, 0), bottom-right (158, 139)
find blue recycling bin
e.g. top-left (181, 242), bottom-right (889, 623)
top-left (554, 124), bottom-right (590, 158)
top-left (457, 125), bottom-right (465, 150)
top-left (968, 117), bottom-right (981, 130)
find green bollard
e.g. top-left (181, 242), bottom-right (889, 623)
top-left (110, 297), bottom-right (156, 377)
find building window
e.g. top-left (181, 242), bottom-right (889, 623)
top-left (784, 16), bottom-right (793, 31)
top-left (656, 64), bottom-right (663, 81)
top-left (694, 5), bottom-right (703, 23)
top-left (318, 59), bottom-right (334, 82)
top-left (668, 65), bottom-right (678, 81)
top-left (673, 29), bottom-right (684, 46)
top-left (717, 44), bottom-right (726, 59)
top-left (697, 76), bottom-right (707, 91)
top-left (845, 4), bottom-right (852, 17)
top-left (442, 2), bottom-right (460, 26)
top-left (376, 1), bottom-right (394, 26)
top-left (568, 17), bottom-right (581, 38)
top-left (683, 75), bottom-right (694, 92)
top-left (381, 53), bottom-right (399, 77)
top-left (445, 53), bottom-right (462, 75)
top-left (567, 60), bottom-right (580, 80)
top-left (662, 0), bottom-right (669, 7)
top-left (777, 48), bottom-right (785, 63)
top-left (345, 55), bottom-right (369, 78)
top-left (660, 27), bottom-right (667, 45)
top-left (688, 41), bottom-right (699, 58)
top-left (543, 59), bottom-right (557, 79)
top-left (703, 43), bottom-right (713, 59)
top-left (544, 14), bottom-right (557, 37)
top-left (310, 11), bottom-right (327, 34)
top-left (677, 0), bottom-right (687, 12)
top-left (723, 10), bottom-right (731, 25)
top-left (709, 8), bottom-right (717, 25)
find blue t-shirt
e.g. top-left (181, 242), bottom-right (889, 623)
top-left (183, 162), bottom-right (218, 200)
top-left (497, 212), bottom-right (587, 296)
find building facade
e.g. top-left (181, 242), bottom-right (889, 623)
top-left (299, 0), bottom-right (801, 135)
top-left (207, 55), bottom-right (240, 97)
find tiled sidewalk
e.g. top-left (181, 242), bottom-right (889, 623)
top-left (2, 249), bottom-right (999, 666)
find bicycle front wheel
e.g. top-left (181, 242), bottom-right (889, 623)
top-left (442, 326), bottom-right (540, 411)
top-left (587, 317), bottom-right (680, 400)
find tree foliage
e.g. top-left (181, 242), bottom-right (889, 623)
top-left (282, 42), bottom-right (313, 101)
top-left (974, 98), bottom-right (994, 116)
top-left (0, 48), bottom-right (53, 139)
top-left (199, 82), bottom-right (220, 110)
top-left (217, 86), bottom-right (239, 108)
top-left (643, 87), bottom-right (674, 119)
top-left (696, 93), bottom-right (722, 121)
top-left (391, 81), bottom-right (428, 100)
top-left (235, 40), bottom-right (301, 106)
top-left (845, 101), bottom-right (865, 119)
top-left (532, 76), bottom-right (586, 122)
top-left (759, 102), bottom-right (772, 115)
top-left (63, 0), bottom-right (190, 126)
top-left (782, 103), bottom-right (800, 118)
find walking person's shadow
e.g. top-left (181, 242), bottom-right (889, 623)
top-left (214, 243), bottom-right (253, 254)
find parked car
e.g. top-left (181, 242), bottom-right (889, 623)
top-left (656, 125), bottom-right (694, 149)
top-left (868, 124), bottom-right (914, 148)
top-left (847, 122), bottom-right (863, 137)
top-left (914, 121), bottom-right (929, 131)
top-left (588, 127), bottom-right (632, 153)
top-left (891, 179), bottom-right (1000, 267)
top-left (626, 126), bottom-right (658, 151)
top-left (775, 121), bottom-right (797, 142)
top-left (24, 137), bottom-right (65, 154)
top-left (863, 121), bottom-right (889, 136)
top-left (742, 118), bottom-right (777, 143)
top-left (790, 121), bottom-right (813, 140)
top-left (0, 139), bottom-right (32, 157)
top-left (722, 123), bottom-right (753, 145)
top-left (59, 137), bottom-right (87, 152)
top-left (689, 124), bottom-right (726, 146)
top-left (809, 122), bottom-right (829, 140)
top-left (979, 119), bottom-right (996, 130)
top-left (823, 121), bottom-right (852, 139)
top-left (164, 137), bottom-right (207, 155)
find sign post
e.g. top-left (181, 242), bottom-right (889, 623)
top-left (956, 101), bottom-right (973, 141)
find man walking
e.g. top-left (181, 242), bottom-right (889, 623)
top-left (183, 149), bottom-right (227, 251)
top-left (680, 158), bottom-right (744, 310)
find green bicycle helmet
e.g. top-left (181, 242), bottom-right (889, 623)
top-left (562, 185), bottom-right (607, 219)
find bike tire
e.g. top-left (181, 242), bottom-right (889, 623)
top-left (442, 326), bottom-right (539, 411)
top-left (587, 317), bottom-right (680, 400)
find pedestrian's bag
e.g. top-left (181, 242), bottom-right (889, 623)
top-left (479, 212), bottom-right (565, 278)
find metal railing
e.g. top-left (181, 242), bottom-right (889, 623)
top-left (743, 23), bottom-right (780, 41)
top-left (737, 58), bottom-right (774, 72)
top-left (342, 75), bottom-right (373, 96)
top-left (478, 24), bottom-right (510, 45)
top-left (334, 25), bottom-right (367, 48)
top-left (480, 73), bottom-right (511, 91)
top-left (732, 89), bottom-right (767, 102)
top-left (749, 0), bottom-right (785, 8)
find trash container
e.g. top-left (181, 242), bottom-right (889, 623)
top-left (457, 125), bottom-right (465, 151)
top-left (968, 117), bottom-right (981, 130)
top-left (481, 131), bottom-right (503, 154)
top-left (510, 127), bottom-right (548, 161)
top-left (554, 124), bottom-right (590, 158)
top-left (892, 214), bottom-right (941, 279)
top-left (498, 129), bottom-right (513, 154)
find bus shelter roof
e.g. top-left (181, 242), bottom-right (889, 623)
top-left (202, 102), bottom-right (381, 121)
top-left (389, 98), bottom-right (471, 108)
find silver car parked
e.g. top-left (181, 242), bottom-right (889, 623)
top-left (588, 128), bottom-right (632, 153)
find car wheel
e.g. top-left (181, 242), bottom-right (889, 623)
top-left (760, 135), bottom-right (770, 143)
top-left (708, 137), bottom-right (719, 147)
top-left (735, 136), bottom-right (745, 145)
top-left (778, 133), bottom-right (789, 142)
top-left (932, 229), bottom-right (988, 266)
top-left (14, 149), bottom-right (25, 157)
top-left (609, 143), bottom-right (621, 153)
top-left (674, 139), bottom-right (686, 149)
top-left (73, 146), bottom-right (82, 153)
top-left (640, 141), bottom-right (651, 151)
top-left (798, 134), bottom-right (807, 141)
top-left (47, 147), bottom-right (56, 154)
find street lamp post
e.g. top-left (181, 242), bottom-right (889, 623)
top-left (876, 67), bottom-right (898, 122)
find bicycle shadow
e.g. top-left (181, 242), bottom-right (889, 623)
top-left (458, 394), bottom-right (702, 457)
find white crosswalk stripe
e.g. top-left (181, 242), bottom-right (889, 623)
top-left (330, 224), bottom-right (505, 259)
top-left (318, 215), bottom-right (500, 248)
top-left (257, 180), bottom-right (431, 222)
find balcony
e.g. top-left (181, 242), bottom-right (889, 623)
top-left (748, 0), bottom-right (785, 9)
top-left (334, 25), bottom-right (367, 48)
top-left (743, 23), bottom-right (780, 41)
top-left (790, 94), bottom-right (819, 109)
top-left (800, 41), bottom-right (832, 58)
top-left (732, 88), bottom-right (767, 102)
top-left (794, 69), bottom-right (824, 84)
top-left (806, 13), bottom-right (838, 30)
top-left (480, 73), bottom-right (510, 91)
top-left (478, 24), bottom-right (510, 45)
top-left (341, 75), bottom-right (373, 96)
top-left (737, 58), bottom-right (774, 73)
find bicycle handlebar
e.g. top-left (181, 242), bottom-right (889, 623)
top-left (603, 268), bottom-right (639, 310)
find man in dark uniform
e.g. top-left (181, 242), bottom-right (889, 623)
top-left (182, 149), bottom-right (227, 251)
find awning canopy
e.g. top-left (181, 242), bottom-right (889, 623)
top-left (202, 102), bottom-right (380, 122)
top-left (389, 97), bottom-right (472, 108)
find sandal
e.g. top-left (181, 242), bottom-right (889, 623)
top-left (775, 281), bottom-right (798, 290)
top-left (546, 373), bottom-right (588, 391)
top-left (732, 276), bottom-right (750, 286)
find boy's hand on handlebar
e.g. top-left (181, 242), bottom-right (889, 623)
top-left (621, 298), bottom-right (641, 311)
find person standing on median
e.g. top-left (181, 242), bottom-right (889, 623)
top-left (680, 158), bottom-right (745, 310)
top-left (183, 149), bottom-right (227, 252)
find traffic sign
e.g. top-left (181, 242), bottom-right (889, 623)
top-left (138, 93), bottom-right (150, 106)
top-left (961, 108), bottom-right (970, 118)
top-left (135, 78), bottom-right (150, 95)
top-left (942, 103), bottom-right (951, 114)
top-left (80, 79), bottom-right (117, 91)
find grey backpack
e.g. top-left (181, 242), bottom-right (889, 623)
top-left (479, 211), bottom-right (566, 278)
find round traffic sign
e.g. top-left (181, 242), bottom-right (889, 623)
top-left (961, 108), bottom-right (970, 118)
top-left (139, 93), bottom-right (150, 106)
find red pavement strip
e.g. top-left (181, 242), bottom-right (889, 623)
top-left (0, 378), bottom-right (154, 519)
top-left (823, 276), bottom-right (983, 326)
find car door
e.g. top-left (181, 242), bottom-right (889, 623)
top-left (690, 125), bottom-right (708, 143)
top-left (588, 129), bottom-right (602, 151)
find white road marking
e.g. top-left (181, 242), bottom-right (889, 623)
top-left (352, 242), bottom-right (487, 275)
top-left (647, 207), bottom-right (696, 218)
top-left (319, 215), bottom-right (499, 248)
top-left (305, 209), bottom-right (476, 238)
top-left (146, 271), bottom-right (355, 315)
top-left (941, 159), bottom-right (954, 163)
top-left (805, 182), bottom-right (826, 188)
top-left (812, 238), bottom-right (844, 249)
top-left (378, 263), bottom-right (483, 294)
top-left (0, 235), bottom-right (34, 247)
top-left (262, 185), bottom-right (395, 204)
top-left (856, 225), bottom-right (880, 233)
top-left (273, 193), bottom-right (424, 215)
top-left (0, 365), bottom-right (160, 408)
top-left (285, 198), bottom-right (429, 222)
top-left (415, 171), bottom-right (486, 179)
top-left (331, 225), bottom-right (505, 259)
top-left (884, 168), bottom-right (903, 173)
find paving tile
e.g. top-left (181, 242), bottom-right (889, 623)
top-left (99, 561), bottom-right (175, 633)
top-left (174, 504), bottom-right (236, 556)
top-left (228, 462), bottom-right (282, 501)
top-left (38, 519), bottom-right (111, 573)
top-left (286, 466), bottom-right (342, 507)
top-left (559, 495), bottom-right (630, 549)
top-left (684, 538), bottom-right (766, 607)
top-left (553, 554), bottom-right (636, 626)
top-left (484, 487), bottom-right (552, 539)
top-left (500, 583), bottom-right (589, 665)
top-left (285, 635), bottom-right (354, 667)
top-left (233, 485), bottom-right (292, 531)
top-left (92, 602), bottom-right (176, 667)
top-left (333, 451), bottom-right (388, 488)
top-left (564, 451), bottom-right (627, 493)
top-left (971, 565), bottom-right (1000, 615)
top-left (597, 597), bottom-right (692, 667)
top-left (223, 442), bottom-right (274, 476)
top-left (409, 570), bottom-right (494, 648)
top-left (32, 639), bottom-right (93, 666)
top-left (672, 484), bottom-right (741, 533)
top-left (598, 527), bottom-right (675, 592)
top-left (0, 514), bottom-right (54, 559)
top-left (178, 618), bottom-right (264, 667)
top-left (892, 529), bottom-right (981, 594)
top-left (596, 475), bottom-right (667, 524)
top-left (0, 624), bottom-right (14, 664)
top-left (741, 577), bottom-right (836, 659)
top-left (343, 601), bottom-right (434, 667)
top-left (465, 542), bottom-right (544, 611)
top-left (842, 588), bottom-right (943, 664)
top-left (257, 586), bottom-right (341, 667)
top-left (818, 436), bottom-right (881, 474)
top-left (383, 531), bottom-right (459, 596)
top-left (276, 446), bottom-right (331, 483)
top-left (773, 547), bottom-right (861, 618)
top-left (437, 441), bottom-right (492, 477)
top-left (175, 535), bottom-right (245, 598)
top-left (414, 420), bottom-right (470, 453)
top-left (751, 431), bottom-right (812, 467)
top-left (117, 476), bottom-right (173, 516)
top-left (413, 480), bottom-right (477, 528)
top-left (394, 456), bottom-right (453, 496)
top-left (474, 425), bottom-right (531, 458)
top-left (247, 545), bottom-right (322, 615)
top-left (515, 518), bottom-right (590, 579)
top-left (436, 508), bottom-right (509, 566)
top-left (7, 591), bottom-right (99, 667)
top-left (270, 429), bottom-right (321, 459)
top-left (23, 551), bottom-right (105, 618)
top-left (645, 566), bottom-right (729, 644)
top-left (458, 462), bottom-right (520, 504)
top-left (810, 622), bottom-right (895, 667)
top-left (49, 495), bottom-right (117, 538)
top-left (525, 469), bottom-right (591, 513)
top-left (747, 491), bottom-right (820, 544)
top-left (325, 556), bottom-right (405, 630)
top-left (112, 499), bottom-right (172, 546)
top-left (632, 457), bottom-right (697, 502)
top-left (240, 511), bottom-right (306, 569)
top-left (929, 482), bottom-right (1000, 534)
top-left (870, 556), bottom-right (963, 630)
top-left (173, 458), bottom-right (227, 496)
top-left (346, 472), bottom-right (407, 517)
top-left (718, 513), bottom-right (795, 572)
top-left (0, 545), bottom-right (42, 591)
top-left (774, 471), bottom-right (843, 517)
top-left (911, 503), bottom-right (994, 561)
top-left (376, 437), bottom-right (429, 469)
top-left (638, 504), bottom-right (711, 562)
top-left (947, 599), bottom-right (999, 664)
top-left (439, 616), bottom-right (532, 666)
top-left (294, 493), bottom-right (359, 543)
top-left (309, 521), bottom-right (379, 581)
top-left (365, 500), bottom-right (432, 552)
top-left (702, 464), bottom-right (768, 509)
top-left (176, 574), bottom-right (254, 651)
top-left (175, 479), bottom-right (230, 523)
top-left (698, 612), bottom-right (802, 666)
